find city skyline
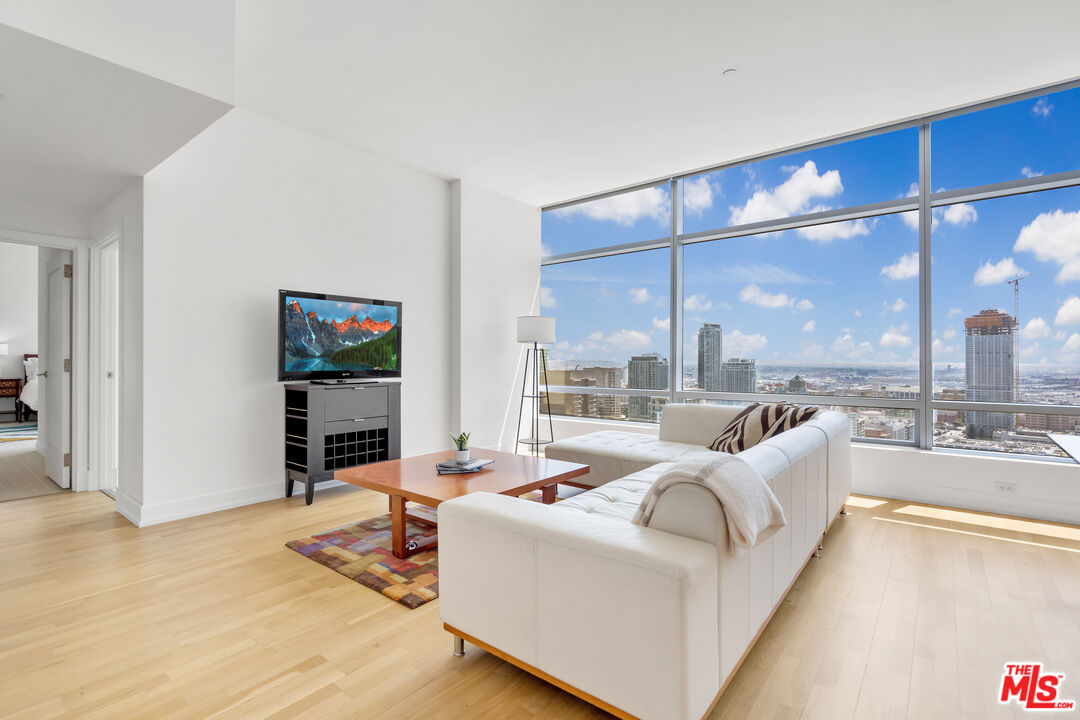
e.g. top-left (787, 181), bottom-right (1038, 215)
top-left (541, 87), bottom-right (1080, 381)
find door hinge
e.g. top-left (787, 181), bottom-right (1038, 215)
top-left (63, 452), bottom-right (72, 467)
top-left (64, 358), bottom-right (72, 373)
top-left (63, 264), bottom-right (73, 278)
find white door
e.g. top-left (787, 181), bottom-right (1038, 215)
top-left (98, 241), bottom-right (120, 495)
top-left (43, 256), bottom-right (72, 488)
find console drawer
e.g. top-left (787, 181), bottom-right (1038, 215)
top-left (323, 385), bottom-right (388, 422)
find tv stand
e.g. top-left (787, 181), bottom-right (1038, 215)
top-left (284, 381), bottom-right (401, 504)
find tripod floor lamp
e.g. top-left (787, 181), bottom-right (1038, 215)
top-left (515, 315), bottom-right (555, 456)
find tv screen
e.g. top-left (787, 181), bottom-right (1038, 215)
top-left (279, 290), bottom-right (401, 381)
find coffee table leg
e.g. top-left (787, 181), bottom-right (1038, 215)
top-left (390, 494), bottom-right (407, 558)
top-left (541, 484), bottom-right (557, 504)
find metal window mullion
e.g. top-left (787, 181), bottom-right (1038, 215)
top-left (931, 400), bottom-right (1080, 416)
top-left (929, 168), bottom-right (1080, 207)
top-left (674, 390), bottom-right (921, 411)
top-left (918, 124), bottom-right (933, 449)
top-left (542, 236), bottom-right (672, 265)
top-left (670, 179), bottom-right (683, 406)
top-left (677, 196), bottom-right (917, 246)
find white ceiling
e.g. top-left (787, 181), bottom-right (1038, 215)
top-left (234, 0), bottom-right (1080, 206)
top-left (0, 23), bottom-right (230, 235)
top-left (2, 1), bottom-right (1080, 211)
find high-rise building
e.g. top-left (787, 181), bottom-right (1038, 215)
top-left (786, 374), bottom-right (808, 394)
top-left (964, 308), bottom-right (1016, 439)
top-left (697, 323), bottom-right (723, 391)
top-left (628, 353), bottom-right (668, 422)
top-left (719, 357), bottom-right (757, 393)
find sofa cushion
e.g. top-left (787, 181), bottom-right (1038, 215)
top-left (707, 402), bottom-right (819, 454)
top-left (550, 464), bottom-right (667, 522)
top-left (546, 431), bottom-right (714, 487)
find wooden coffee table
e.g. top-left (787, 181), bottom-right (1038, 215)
top-left (334, 449), bottom-right (590, 558)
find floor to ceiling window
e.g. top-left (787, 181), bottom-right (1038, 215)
top-left (541, 83), bottom-right (1080, 458)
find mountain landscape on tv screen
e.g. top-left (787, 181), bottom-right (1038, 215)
top-left (284, 298), bottom-right (398, 372)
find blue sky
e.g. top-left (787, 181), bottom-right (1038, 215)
top-left (287, 296), bottom-right (398, 325)
top-left (541, 86), bottom-right (1080, 371)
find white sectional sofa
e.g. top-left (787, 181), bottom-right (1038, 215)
top-left (438, 404), bottom-right (851, 720)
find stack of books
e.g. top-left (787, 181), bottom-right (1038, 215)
top-left (436, 458), bottom-right (495, 475)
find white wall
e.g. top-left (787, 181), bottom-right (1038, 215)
top-left (0, 242), bottom-right (38, 382)
top-left (90, 180), bottom-right (144, 510)
top-left (136, 108), bottom-right (450, 525)
top-left (450, 181), bottom-right (541, 451)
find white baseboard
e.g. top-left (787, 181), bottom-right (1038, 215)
top-left (114, 491), bottom-right (143, 526)
top-left (131, 481), bottom-right (284, 527)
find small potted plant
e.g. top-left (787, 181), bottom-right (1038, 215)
top-left (451, 431), bottom-right (471, 462)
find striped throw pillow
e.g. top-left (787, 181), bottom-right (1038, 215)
top-left (707, 402), bottom-right (820, 454)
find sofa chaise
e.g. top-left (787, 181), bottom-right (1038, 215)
top-left (438, 403), bottom-right (851, 720)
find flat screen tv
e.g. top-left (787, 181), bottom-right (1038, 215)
top-left (278, 289), bottom-right (401, 381)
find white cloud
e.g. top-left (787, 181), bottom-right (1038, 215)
top-left (605, 329), bottom-right (653, 351)
top-left (880, 252), bottom-right (919, 281)
top-left (947, 308), bottom-right (963, 318)
top-left (853, 309), bottom-right (862, 317)
top-left (1032, 97), bottom-right (1053, 118)
top-left (1024, 317), bottom-right (1051, 338)
top-left (540, 286), bottom-right (556, 308)
top-left (797, 339), bottom-right (825, 360)
top-left (629, 287), bottom-right (652, 304)
top-left (880, 323), bottom-right (912, 348)
top-left (552, 186), bottom-right (669, 227)
top-left (973, 257), bottom-right (1026, 286)
top-left (902, 203), bottom-right (978, 231)
top-left (796, 218), bottom-right (871, 243)
top-left (932, 338), bottom-right (956, 355)
top-left (652, 316), bottom-right (670, 330)
top-left (729, 161), bottom-right (843, 226)
top-left (883, 298), bottom-right (907, 313)
top-left (1064, 333), bottom-right (1080, 353)
top-left (1021, 342), bottom-right (1044, 361)
top-left (738, 284), bottom-right (813, 311)
top-left (831, 332), bottom-right (873, 359)
top-left (684, 293), bottom-right (712, 312)
top-left (943, 328), bottom-right (957, 340)
top-left (1055, 296), bottom-right (1080, 326)
top-left (587, 330), bottom-right (604, 341)
top-left (802, 320), bottom-right (816, 332)
top-left (683, 176), bottom-right (718, 217)
top-left (1014, 209), bottom-right (1080, 283)
top-left (739, 284), bottom-right (791, 308)
top-left (1021, 166), bottom-right (1044, 178)
top-left (726, 329), bottom-right (768, 355)
top-left (942, 203), bottom-right (977, 226)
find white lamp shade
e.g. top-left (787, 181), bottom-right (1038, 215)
top-left (516, 316), bottom-right (555, 344)
top-left (0, 343), bottom-right (8, 356)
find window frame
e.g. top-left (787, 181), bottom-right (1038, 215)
top-left (541, 78), bottom-right (1080, 456)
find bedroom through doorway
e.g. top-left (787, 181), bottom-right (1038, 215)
top-left (0, 239), bottom-right (71, 502)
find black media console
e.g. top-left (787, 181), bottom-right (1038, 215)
top-left (284, 381), bottom-right (401, 504)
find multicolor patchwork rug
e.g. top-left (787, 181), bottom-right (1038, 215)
top-left (286, 513), bottom-right (439, 609)
top-left (0, 424), bottom-right (37, 443)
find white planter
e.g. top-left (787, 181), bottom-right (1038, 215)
top-left (455, 449), bottom-right (470, 462)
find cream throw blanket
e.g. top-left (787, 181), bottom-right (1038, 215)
top-left (632, 455), bottom-right (786, 552)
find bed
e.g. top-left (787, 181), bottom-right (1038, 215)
top-left (20, 353), bottom-right (39, 418)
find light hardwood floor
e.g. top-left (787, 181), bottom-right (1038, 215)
top-left (0, 436), bottom-right (64, 503)
top-left (1, 487), bottom-right (1078, 719)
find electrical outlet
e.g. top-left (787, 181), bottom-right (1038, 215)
top-left (995, 481), bottom-right (1017, 493)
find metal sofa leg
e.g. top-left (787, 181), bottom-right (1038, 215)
top-left (453, 636), bottom-right (465, 657)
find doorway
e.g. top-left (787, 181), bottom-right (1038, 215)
top-left (91, 235), bottom-right (120, 498)
top-left (0, 240), bottom-right (70, 502)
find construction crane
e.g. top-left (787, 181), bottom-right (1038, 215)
top-left (1007, 272), bottom-right (1029, 398)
